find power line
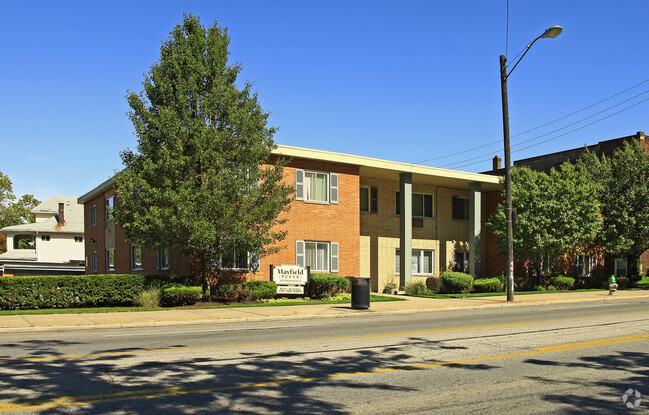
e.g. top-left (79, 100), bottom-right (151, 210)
top-left (413, 78), bottom-right (649, 165)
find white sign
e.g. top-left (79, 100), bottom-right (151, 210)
top-left (277, 286), bottom-right (305, 295)
top-left (272, 265), bottom-right (309, 285)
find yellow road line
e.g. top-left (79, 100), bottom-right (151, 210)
top-left (1, 310), bottom-right (647, 364)
top-left (1, 332), bottom-right (648, 412)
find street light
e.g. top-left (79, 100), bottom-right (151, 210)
top-left (500, 25), bottom-right (562, 302)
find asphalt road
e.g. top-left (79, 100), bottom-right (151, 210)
top-left (1, 298), bottom-right (648, 414)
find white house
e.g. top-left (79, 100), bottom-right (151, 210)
top-left (0, 196), bottom-right (85, 276)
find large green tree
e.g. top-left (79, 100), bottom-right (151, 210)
top-left (578, 141), bottom-right (649, 279)
top-left (112, 14), bottom-right (293, 294)
top-left (0, 172), bottom-right (40, 252)
top-left (487, 163), bottom-right (602, 284)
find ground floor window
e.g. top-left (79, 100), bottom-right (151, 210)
top-left (575, 254), bottom-right (595, 278)
top-left (615, 258), bottom-right (627, 277)
top-left (90, 251), bottom-right (98, 273)
top-left (106, 249), bottom-right (115, 272)
top-left (131, 246), bottom-right (143, 271)
top-left (396, 249), bottom-right (434, 275)
top-left (453, 251), bottom-right (469, 273)
top-left (157, 248), bottom-right (171, 271)
top-left (296, 240), bottom-right (339, 273)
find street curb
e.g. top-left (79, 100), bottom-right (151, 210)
top-left (1, 293), bottom-right (647, 333)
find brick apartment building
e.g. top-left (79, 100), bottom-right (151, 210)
top-left (78, 145), bottom-right (501, 292)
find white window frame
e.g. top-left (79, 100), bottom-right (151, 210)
top-left (106, 249), bottom-right (115, 272)
top-left (296, 240), bottom-right (339, 273)
top-left (131, 246), bottom-right (144, 271)
top-left (395, 249), bottom-right (434, 275)
top-left (295, 170), bottom-right (338, 204)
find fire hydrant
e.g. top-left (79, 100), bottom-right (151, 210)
top-left (608, 275), bottom-right (618, 295)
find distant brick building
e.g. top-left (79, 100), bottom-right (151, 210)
top-left (483, 131), bottom-right (648, 279)
top-left (78, 145), bottom-right (501, 292)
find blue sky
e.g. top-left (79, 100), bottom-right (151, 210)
top-left (2, 1), bottom-right (648, 202)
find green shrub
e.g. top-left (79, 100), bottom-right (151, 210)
top-left (136, 287), bottom-right (161, 307)
top-left (472, 277), bottom-right (502, 293)
top-left (440, 272), bottom-right (474, 294)
top-left (383, 282), bottom-right (398, 294)
top-left (215, 284), bottom-right (252, 303)
top-left (535, 285), bottom-right (546, 292)
top-left (244, 280), bottom-right (277, 301)
top-left (549, 275), bottom-right (575, 290)
top-left (161, 285), bottom-right (202, 306)
top-left (547, 285), bottom-right (557, 291)
top-left (425, 276), bottom-right (442, 293)
top-left (309, 274), bottom-right (350, 299)
top-left (405, 281), bottom-right (430, 296)
top-left (615, 275), bottom-right (630, 289)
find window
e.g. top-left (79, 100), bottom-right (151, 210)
top-left (212, 250), bottom-right (259, 272)
top-left (453, 251), bottom-right (469, 273)
top-left (74, 236), bottom-right (83, 243)
top-left (90, 204), bottom-right (97, 227)
top-left (131, 246), bottom-right (144, 271)
top-left (295, 240), bottom-right (339, 273)
top-left (41, 235), bottom-right (50, 241)
top-left (396, 192), bottom-right (433, 218)
top-left (157, 248), bottom-right (171, 271)
top-left (360, 186), bottom-right (378, 213)
top-left (294, 170), bottom-right (338, 204)
top-left (395, 249), bottom-right (434, 275)
top-left (106, 249), bottom-right (115, 272)
top-left (90, 251), bottom-right (98, 273)
top-left (105, 197), bottom-right (114, 222)
top-left (575, 254), bottom-right (595, 278)
top-left (452, 196), bottom-right (469, 221)
top-left (615, 259), bottom-right (627, 277)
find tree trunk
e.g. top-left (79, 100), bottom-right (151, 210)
top-left (201, 253), bottom-right (212, 299)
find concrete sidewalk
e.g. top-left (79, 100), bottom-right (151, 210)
top-left (2, 290), bottom-right (648, 333)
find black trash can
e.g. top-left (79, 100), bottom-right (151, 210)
top-left (351, 277), bottom-right (370, 309)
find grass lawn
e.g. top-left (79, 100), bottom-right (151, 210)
top-left (0, 294), bottom-right (403, 316)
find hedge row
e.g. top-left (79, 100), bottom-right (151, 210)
top-left (0, 274), bottom-right (195, 310)
top-left (214, 280), bottom-right (278, 303)
top-left (309, 273), bottom-right (349, 299)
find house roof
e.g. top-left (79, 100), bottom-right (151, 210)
top-left (78, 144), bottom-right (503, 203)
top-left (0, 250), bottom-right (37, 261)
top-left (0, 196), bottom-right (84, 234)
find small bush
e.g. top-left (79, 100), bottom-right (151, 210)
top-left (615, 275), bottom-right (630, 289)
top-left (215, 284), bottom-right (251, 303)
top-left (244, 280), bottom-right (277, 301)
top-left (161, 285), bottom-right (202, 306)
top-left (405, 281), bottom-right (430, 296)
top-left (549, 275), bottom-right (575, 290)
top-left (309, 274), bottom-right (350, 299)
top-left (136, 287), bottom-right (161, 307)
top-left (425, 276), bottom-right (442, 293)
top-left (472, 278), bottom-right (502, 293)
top-left (547, 285), bottom-right (557, 291)
top-left (535, 285), bottom-right (546, 292)
top-left (383, 282), bottom-right (397, 294)
top-left (440, 272), bottom-right (474, 294)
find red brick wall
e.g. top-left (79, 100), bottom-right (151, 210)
top-left (255, 157), bottom-right (360, 280)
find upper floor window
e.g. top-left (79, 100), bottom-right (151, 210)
top-left (396, 192), bottom-right (433, 218)
top-left (295, 170), bottom-right (338, 204)
top-left (90, 204), bottom-right (97, 227)
top-left (41, 235), bottom-right (51, 241)
top-left (453, 251), bottom-right (469, 273)
top-left (74, 236), bottom-right (84, 243)
top-left (105, 197), bottom-right (114, 222)
top-left (452, 196), bottom-right (469, 221)
top-left (360, 186), bottom-right (378, 213)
